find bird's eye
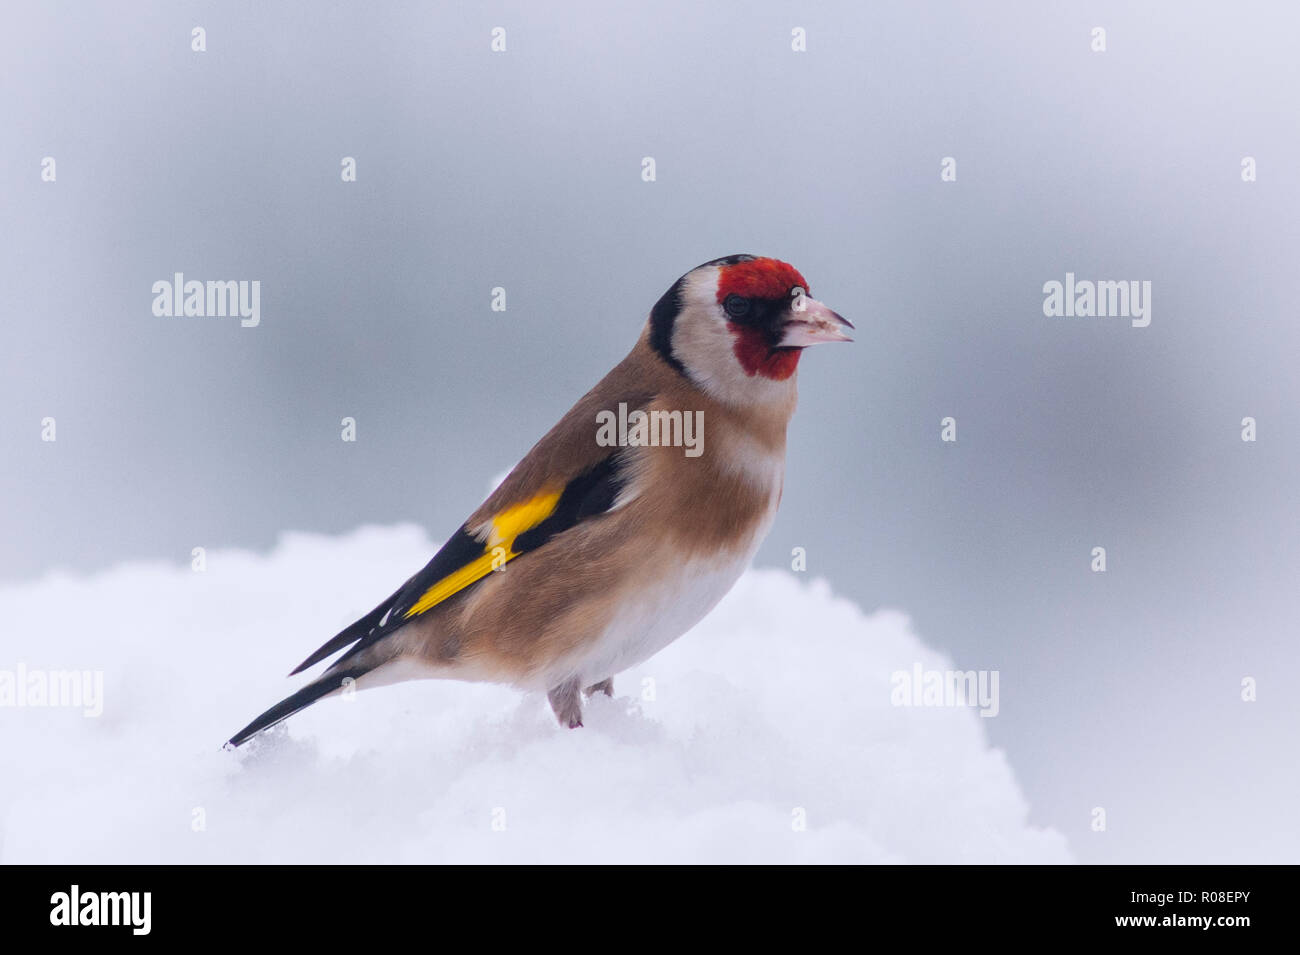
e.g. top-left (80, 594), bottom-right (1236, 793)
top-left (723, 294), bottom-right (751, 318)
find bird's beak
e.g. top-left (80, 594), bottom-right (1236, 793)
top-left (780, 297), bottom-right (854, 346)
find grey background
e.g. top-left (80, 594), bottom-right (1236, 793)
top-left (3, 1), bottom-right (1296, 862)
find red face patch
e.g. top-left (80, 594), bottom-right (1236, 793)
top-left (730, 327), bottom-right (803, 380)
top-left (715, 258), bottom-right (810, 303)
top-left (716, 258), bottom-right (809, 380)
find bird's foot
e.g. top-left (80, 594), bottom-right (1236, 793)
top-left (583, 677), bottom-right (613, 697)
top-left (547, 677), bottom-right (584, 728)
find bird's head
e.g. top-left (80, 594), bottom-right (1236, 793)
top-left (648, 255), bottom-right (852, 405)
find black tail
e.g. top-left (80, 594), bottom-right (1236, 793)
top-left (225, 664), bottom-right (371, 748)
top-left (289, 584), bottom-right (403, 675)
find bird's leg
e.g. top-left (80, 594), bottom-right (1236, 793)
top-left (547, 677), bottom-right (584, 728)
top-left (583, 677), bottom-right (613, 697)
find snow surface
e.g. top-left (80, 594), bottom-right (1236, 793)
top-left (0, 525), bottom-right (1070, 863)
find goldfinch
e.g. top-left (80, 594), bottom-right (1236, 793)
top-left (227, 255), bottom-right (851, 746)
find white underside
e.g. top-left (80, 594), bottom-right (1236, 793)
top-left (553, 549), bottom-right (755, 689)
top-left (358, 546), bottom-right (765, 695)
top-left (548, 440), bottom-right (783, 688)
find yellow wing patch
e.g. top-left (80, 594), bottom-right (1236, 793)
top-left (402, 488), bottom-right (562, 619)
top-left (486, 490), bottom-right (563, 545)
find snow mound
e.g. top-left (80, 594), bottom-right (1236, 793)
top-left (0, 525), bottom-right (1069, 863)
